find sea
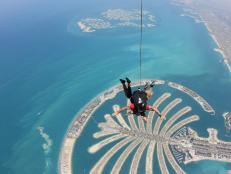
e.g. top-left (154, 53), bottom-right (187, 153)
top-left (0, 0), bottom-right (230, 173)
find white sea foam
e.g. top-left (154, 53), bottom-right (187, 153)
top-left (37, 126), bottom-right (53, 154)
top-left (37, 126), bottom-right (53, 173)
top-left (43, 157), bottom-right (52, 174)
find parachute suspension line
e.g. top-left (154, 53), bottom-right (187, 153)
top-left (139, 0), bottom-right (143, 86)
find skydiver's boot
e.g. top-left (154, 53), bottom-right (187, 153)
top-left (120, 79), bottom-right (126, 84)
top-left (144, 82), bottom-right (149, 90)
top-left (150, 80), bottom-right (156, 88)
top-left (125, 77), bottom-right (131, 84)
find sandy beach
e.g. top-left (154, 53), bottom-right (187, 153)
top-left (207, 28), bottom-right (231, 73)
top-left (198, 16), bottom-right (231, 73)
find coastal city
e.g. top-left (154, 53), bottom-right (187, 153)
top-left (171, 127), bottom-right (231, 164)
top-left (58, 80), bottom-right (226, 174)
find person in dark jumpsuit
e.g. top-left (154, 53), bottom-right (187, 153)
top-left (113, 77), bottom-right (165, 122)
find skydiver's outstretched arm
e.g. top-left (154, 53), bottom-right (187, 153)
top-left (150, 106), bottom-right (166, 120)
top-left (151, 107), bottom-right (161, 116)
top-left (112, 106), bottom-right (129, 116)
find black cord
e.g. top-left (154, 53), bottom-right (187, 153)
top-left (139, 0), bottom-right (143, 86)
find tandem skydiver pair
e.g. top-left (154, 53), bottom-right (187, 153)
top-left (112, 77), bottom-right (165, 122)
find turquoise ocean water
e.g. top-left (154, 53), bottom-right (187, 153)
top-left (0, 0), bottom-right (230, 173)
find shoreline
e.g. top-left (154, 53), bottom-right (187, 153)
top-left (178, 3), bottom-right (231, 74)
top-left (203, 20), bottom-right (231, 73)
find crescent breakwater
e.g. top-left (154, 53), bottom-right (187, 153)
top-left (168, 82), bottom-right (215, 115)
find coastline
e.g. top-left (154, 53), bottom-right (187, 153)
top-left (203, 19), bottom-right (231, 73)
top-left (192, 13), bottom-right (231, 73)
top-left (176, 1), bottom-right (231, 74)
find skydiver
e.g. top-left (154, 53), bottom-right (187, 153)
top-left (112, 77), bottom-right (165, 122)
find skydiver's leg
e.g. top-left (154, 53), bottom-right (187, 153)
top-left (120, 79), bottom-right (130, 98)
top-left (150, 80), bottom-right (156, 88)
top-left (127, 83), bottom-right (132, 98)
top-left (144, 82), bottom-right (149, 90)
top-left (125, 77), bottom-right (132, 98)
top-left (128, 84), bottom-right (135, 103)
top-left (144, 81), bottom-right (156, 99)
top-left (123, 84), bottom-right (130, 98)
top-left (144, 80), bottom-right (155, 91)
